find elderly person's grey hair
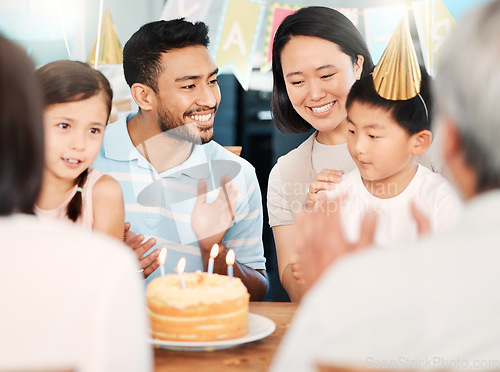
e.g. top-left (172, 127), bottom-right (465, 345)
top-left (434, 0), bottom-right (500, 192)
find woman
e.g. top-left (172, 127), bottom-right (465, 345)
top-left (269, 7), bottom-right (436, 301)
top-left (0, 35), bottom-right (151, 371)
top-left (268, 7), bottom-right (375, 301)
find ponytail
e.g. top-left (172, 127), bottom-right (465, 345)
top-left (66, 169), bottom-right (88, 222)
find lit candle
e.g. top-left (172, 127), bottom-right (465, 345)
top-left (207, 244), bottom-right (219, 275)
top-left (158, 247), bottom-right (167, 277)
top-left (176, 257), bottom-right (186, 289)
top-left (226, 249), bottom-right (235, 282)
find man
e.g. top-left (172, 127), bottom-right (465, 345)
top-left (93, 19), bottom-right (268, 300)
top-left (271, 1), bottom-right (500, 370)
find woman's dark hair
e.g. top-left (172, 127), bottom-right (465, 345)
top-left (271, 6), bottom-right (375, 133)
top-left (0, 35), bottom-right (44, 216)
top-left (35, 60), bottom-right (113, 222)
top-left (346, 67), bottom-right (432, 135)
top-left (123, 18), bottom-right (210, 93)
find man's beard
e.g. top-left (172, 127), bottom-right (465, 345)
top-left (157, 103), bottom-right (215, 145)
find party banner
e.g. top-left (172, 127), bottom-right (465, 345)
top-left (260, 3), bottom-right (300, 73)
top-left (363, 4), bottom-right (408, 65)
top-left (412, 0), bottom-right (455, 76)
top-left (160, 0), bottom-right (211, 22)
top-left (213, 0), bottom-right (266, 90)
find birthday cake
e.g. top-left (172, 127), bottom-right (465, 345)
top-left (146, 271), bottom-right (250, 341)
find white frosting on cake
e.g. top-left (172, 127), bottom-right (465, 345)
top-left (147, 271), bottom-right (248, 308)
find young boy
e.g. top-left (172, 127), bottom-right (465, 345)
top-left (324, 20), bottom-right (462, 247)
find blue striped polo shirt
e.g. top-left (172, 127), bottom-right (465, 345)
top-left (93, 113), bottom-right (266, 283)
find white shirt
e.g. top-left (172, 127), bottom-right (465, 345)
top-left (0, 214), bottom-right (153, 372)
top-left (271, 190), bottom-right (500, 372)
top-left (324, 165), bottom-right (463, 247)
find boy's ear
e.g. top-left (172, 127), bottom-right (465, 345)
top-left (411, 129), bottom-right (432, 156)
top-left (354, 54), bottom-right (364, 80)
top-left (130, 83), bottom-right (155, 111)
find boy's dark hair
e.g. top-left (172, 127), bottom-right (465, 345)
top-left (35, 60), bottom-right (113, 222)
top-left (0, 36), bottom-right (44, 216)
top-left (346, 67), bottom-right (432, 135)
top-left (271, 6), bottom-right (374, 134)
top-left (123, 19), bottom-right (210, 93)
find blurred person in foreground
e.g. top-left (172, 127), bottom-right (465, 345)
top-left (0, 35), bottom-right (152, 372)
top-left (271, 1), bottom-right (500, 371)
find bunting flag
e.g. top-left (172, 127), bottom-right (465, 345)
top-left (363, 4), bottom-right (408, 65)
top-left (412, 0), bottom-right (455, 76)
top-left (213, 0), bottom-right (266, 90)
top-left (87, 8), bottom-right (123, 65)
top-left (260, 3), bottom-right (300, 73)
top-left (160, 0), bottom-right (211, 22)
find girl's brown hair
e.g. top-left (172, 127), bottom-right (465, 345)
top-left (35, 60), bottom-right (113, 222)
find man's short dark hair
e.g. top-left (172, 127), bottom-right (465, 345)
top-left (123, 19), bottom-right (210, 93)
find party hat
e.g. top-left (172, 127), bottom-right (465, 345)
top-left (372, 17), bottom-right (421, 101)
top-left (87, 9), bottom-right (123, 65)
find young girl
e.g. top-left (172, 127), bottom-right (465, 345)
top-left (35, 60), bottom-right (124, 241)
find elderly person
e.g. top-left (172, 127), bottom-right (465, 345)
top-left (271, 1), bottom-right (500, 371)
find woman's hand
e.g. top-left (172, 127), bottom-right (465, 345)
top-left (305, 169), bottom-right (344, 209)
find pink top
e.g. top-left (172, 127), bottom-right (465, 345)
top-left (35, 168), bottom-right (104, 231)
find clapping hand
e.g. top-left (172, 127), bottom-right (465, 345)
top-left (191, 175), bottom-right (238, 252)
top-left (294, 195), bottom-right (377, 292)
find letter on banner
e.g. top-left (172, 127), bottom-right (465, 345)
top-left (214, 0), bottom-right (265, 90)
top-left (412, 0), bottom-right (455, 76)
top-left (223, 22), bottom-right (246, 55)
top-left (363, 4), bottom-right (407, 64)
top-left (160, 0), bottom-right (211, 22)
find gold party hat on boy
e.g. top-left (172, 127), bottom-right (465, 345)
top-left (372, 17), bottom-right (421, 101)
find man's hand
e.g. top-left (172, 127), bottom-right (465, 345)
top-left (294, 196), bottom-right (377, 293)
top-left (124, 222), bottom-right (160, 278)
top-left (191, 175), bottom-right (238, 251)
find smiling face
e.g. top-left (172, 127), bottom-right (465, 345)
top-left (347, 100), bottom-right (420, 193)
top-left (154, 45), bottom-right (221, 144)
top-left (280, 35), bottom-right (362, 142)
top-left (43, 94), bottom-right (108, 184)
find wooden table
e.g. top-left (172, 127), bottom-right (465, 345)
top-left (154, 302), bottom-right (298, 372)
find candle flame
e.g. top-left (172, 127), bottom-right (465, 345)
top-left (158, 247), bottom-right (167, 265)
top-left (210, 244), bottom-right (219, 259)
top-left (177, 257), bottom-right (186, 274)
top-left (226, 249), bottom-right (235, 265)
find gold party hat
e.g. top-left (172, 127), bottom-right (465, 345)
top-left (87, 9), bottom-right (123, 65)
top-left (372, 17), bottom-right (421, 101)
